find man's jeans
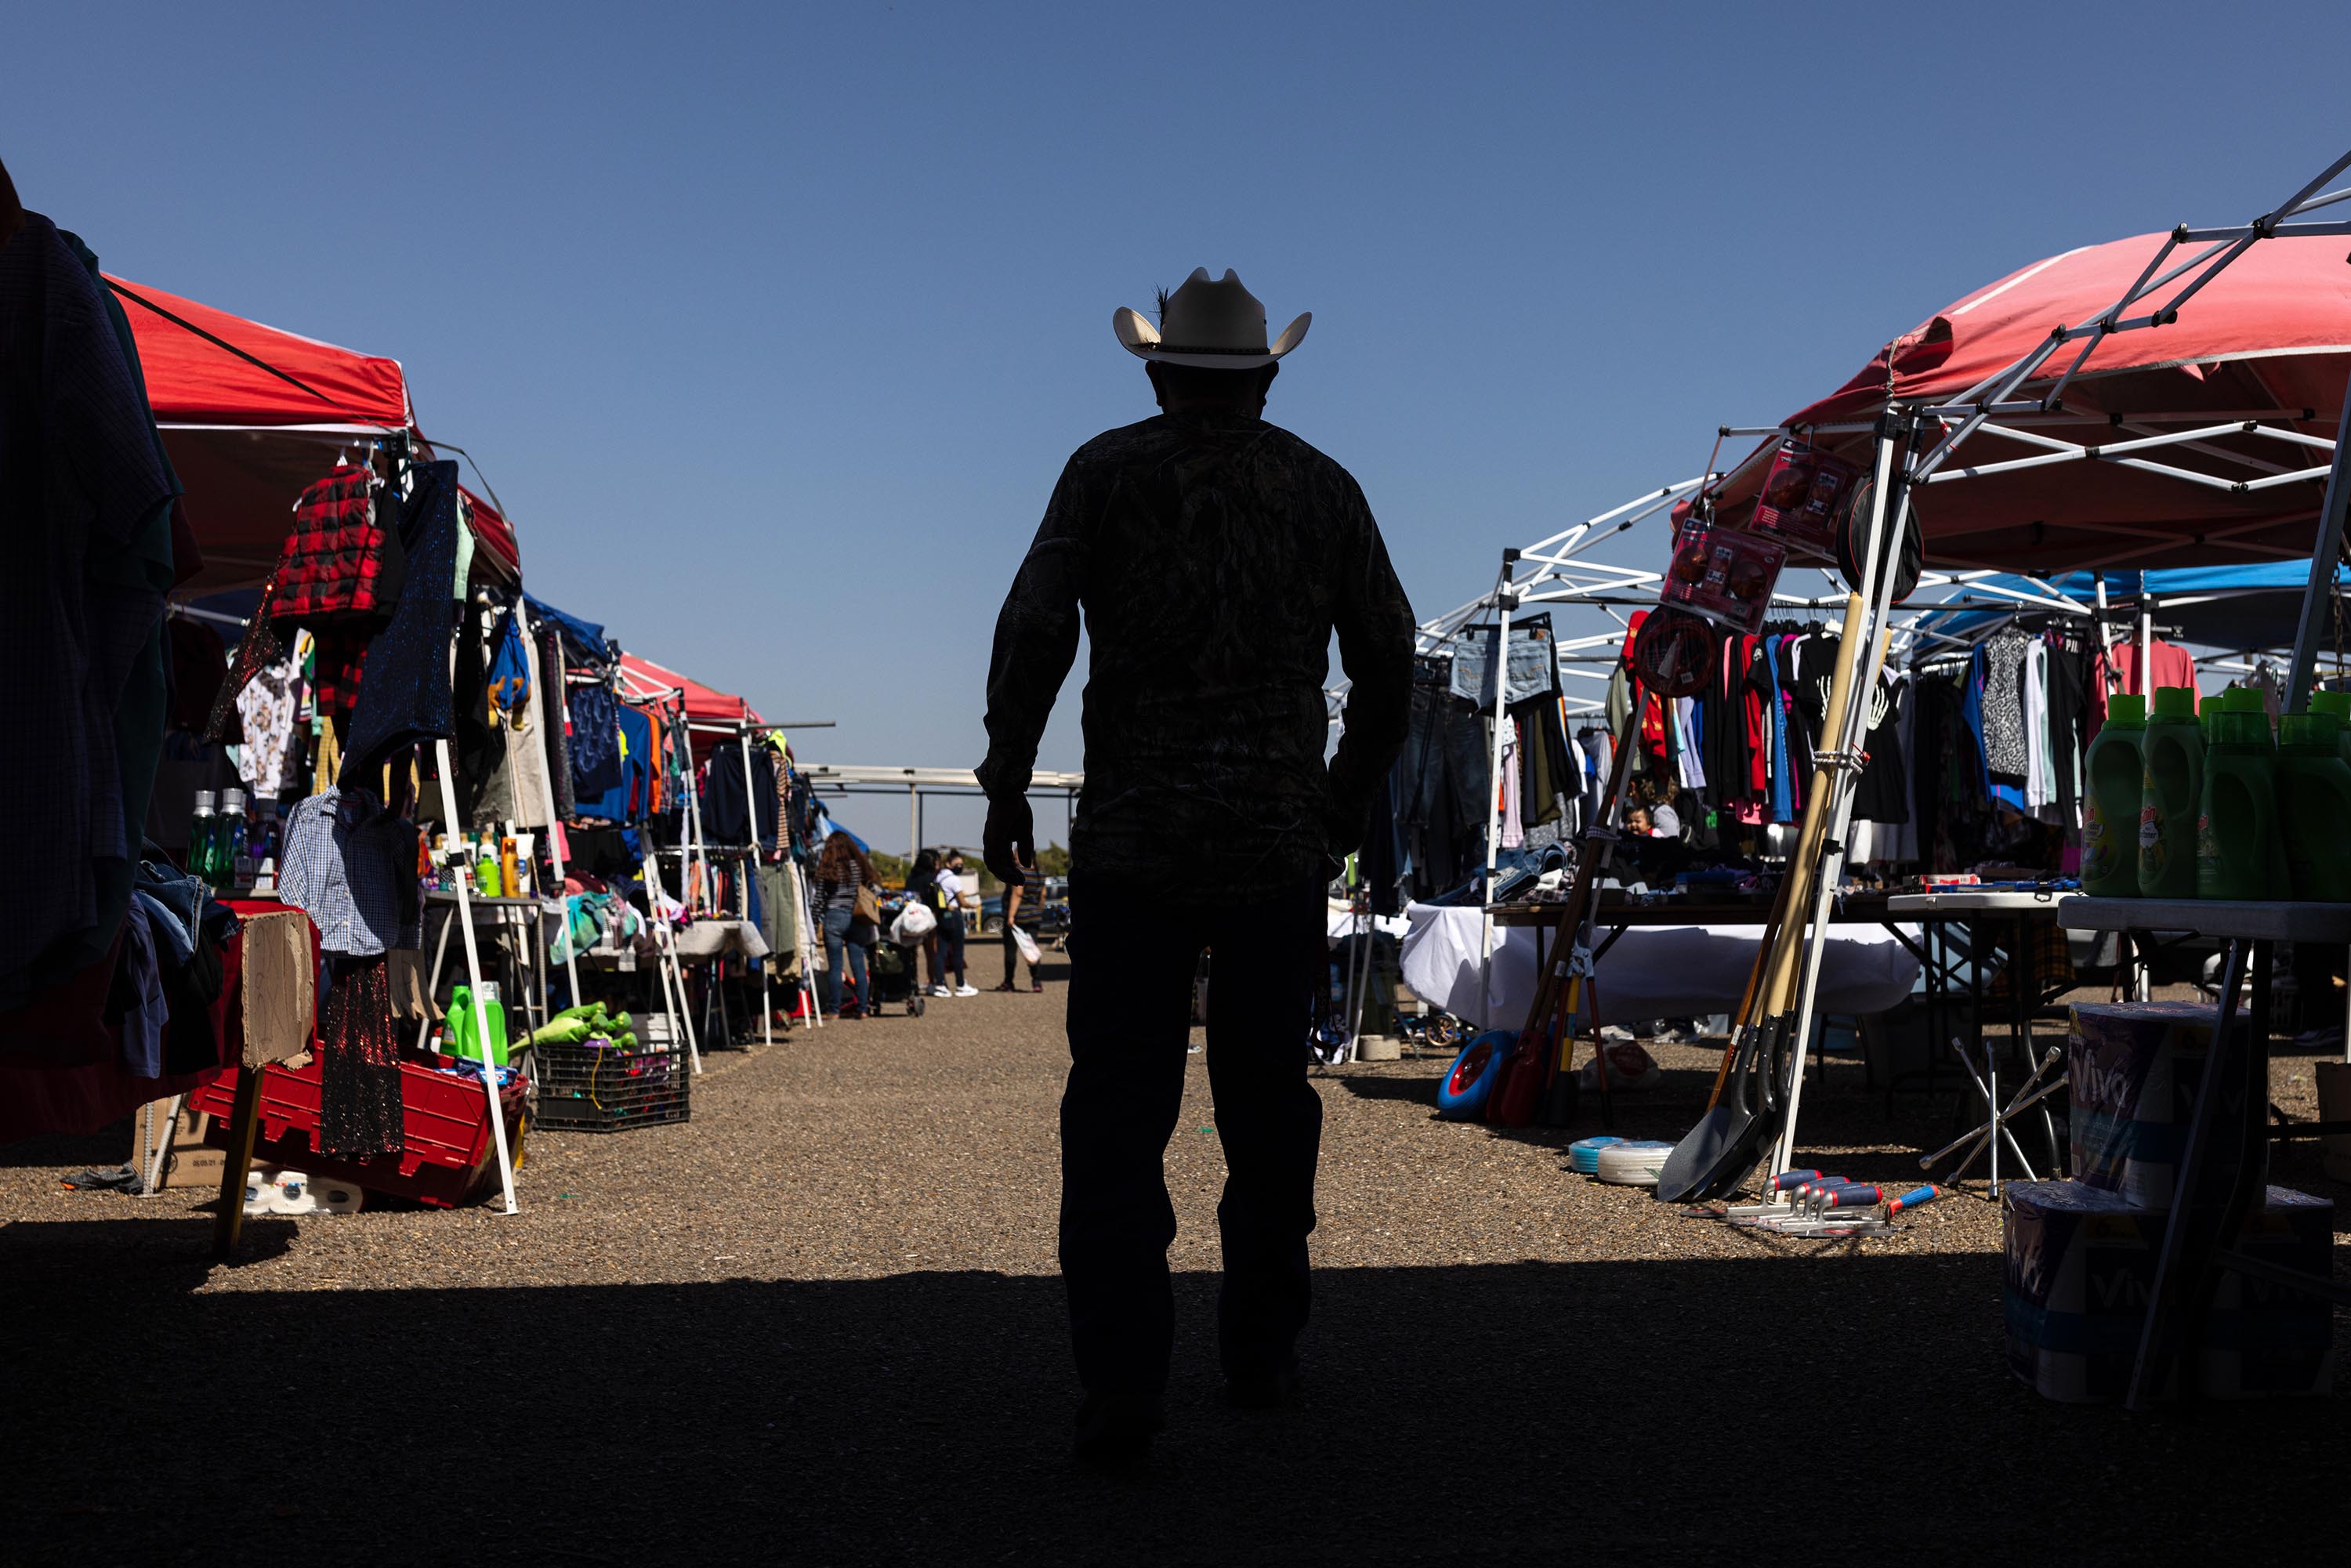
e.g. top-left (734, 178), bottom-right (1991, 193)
top-left (1059, 870), bottom-right (1326, 1398)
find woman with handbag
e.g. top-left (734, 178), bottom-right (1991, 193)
top-left (815, 831), bottom-right (876, 1018)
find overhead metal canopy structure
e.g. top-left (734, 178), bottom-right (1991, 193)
top-left (796, 764), bottom-right (1084, 864)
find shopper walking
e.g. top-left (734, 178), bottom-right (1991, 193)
top-left (904, 848), bottom-right (951, 998)
top-left (978, 268), bottom-right (1415, 1463)
top-left (924, 849), bottom-right (973, 997)
top-left (994, 861), bottom-right (1046, 992)
top-left (813, 830), bottom-right (874, 1019)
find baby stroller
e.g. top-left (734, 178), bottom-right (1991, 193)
top-left (864, 893), bottom-right (930, 1018)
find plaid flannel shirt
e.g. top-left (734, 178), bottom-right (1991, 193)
top-left (272, 465), bottom-right (400, 625)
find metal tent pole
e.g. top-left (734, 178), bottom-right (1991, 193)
top-left (1773, 422), bottom-right (1909, 1178)
top-left (2284, 388), bottom-right (2351, 708)
top-left (1478, 556), bottom-right (1519, 1027)
top-left (737, 727), bottom-right (773, 1047)
top-left (523, 624), bottom-right (582, 1012)
top-left (433, 737), bottom-right (518, 1214)
top-left (643, 840), bottom-right (704, 1074)
top-left (685, 724), bottom-right (713, 911)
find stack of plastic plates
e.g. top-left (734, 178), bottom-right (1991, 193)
top-left (1593, 1140), bottom-right (1676, 1186)
top-left (1568, 1135), bottom-right (1626, 1175)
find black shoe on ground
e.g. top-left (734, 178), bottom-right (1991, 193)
top-left (1073, 1391), bottom-right (1164, 1465)
top-left (1223, 1360), bottom-right (1304, 1411)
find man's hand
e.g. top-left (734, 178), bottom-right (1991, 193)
top-left (983, 794), bottom-right (1035, 886)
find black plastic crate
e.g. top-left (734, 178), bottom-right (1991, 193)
top-left (531, 1031), bottom-right (690, 1132)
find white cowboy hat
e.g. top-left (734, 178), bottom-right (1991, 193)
top-left (1113, 268), bottom-right (1310, 369)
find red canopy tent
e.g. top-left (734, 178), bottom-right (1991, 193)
top-left (615, 652), bottom-right (763, 760)
top-left (1710, 230), bottom-right (2351, 570)
top-left (106, 273), bottom-right (521, 591)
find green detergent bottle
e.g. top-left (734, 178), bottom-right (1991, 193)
top-left (2277, 712), bottom-right (2351, 900)
top-left (2081, 693), bottom-right (2147, 895)
top-left (2138, 686), bottom-right (2204, 898)
top-left (444, 982), bottom-right (510, 1067)
top-left (2310, 690), bottom-right (2351, 769)
top-left (2219, 686), bottom-right (2269, 746)
top-left (2197, 710), bottom-right (2284, 900)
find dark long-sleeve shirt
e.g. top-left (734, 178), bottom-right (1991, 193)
top-left (977, 410), bottom-right (1416, 902)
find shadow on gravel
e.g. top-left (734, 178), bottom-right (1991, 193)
top-left (5, 1227), bottom-right (2342, 1563)
top-left (0, 1124), bottom-right (139, 1170)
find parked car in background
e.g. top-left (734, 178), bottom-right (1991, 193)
top-left (983, 877), bottom-right (1069, 937)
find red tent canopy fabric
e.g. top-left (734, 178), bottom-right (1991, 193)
top-left (105, 273), bottom-right (522, 590)
top-left (617, 653), bottom-right (763, 760)
top-left (107, 273), bottom-right (410, 427)
top-left (1717, 232), bottom-right (2351, 572)
top-left (458, 483), bottom-right (522, 578)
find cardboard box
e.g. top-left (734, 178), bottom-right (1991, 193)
top-left (136, 1099), bottom-right (222, 1190)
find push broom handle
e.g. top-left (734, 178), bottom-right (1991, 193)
top-left (1755, 589), bottom-right (1872, 1019)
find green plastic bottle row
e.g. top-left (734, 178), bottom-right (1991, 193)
top-left (2081, 684), bottom-right (2351, 902)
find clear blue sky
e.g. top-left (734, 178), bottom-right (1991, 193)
top-left (11, 2), bottom-right (2351, 849)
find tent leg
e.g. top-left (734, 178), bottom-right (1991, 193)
top-left (1775, 417), bottom-right (1913, 1179)
top-left (2286, 388), bottom-right (2351, 709)
top-left (435, 737), bottom-right (518, 1215)
top-left (1479, 570), bottom-right (1517, 1027)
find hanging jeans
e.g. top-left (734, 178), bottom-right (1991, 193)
top-left (820, 906), bottom-right (868, 1015)
top-left (1059, 871), bottom-right (1325, 1401)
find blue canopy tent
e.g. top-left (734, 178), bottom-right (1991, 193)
top-left (810, 802), bottom-right (869, 854)
top-left (1915, 560), bottom-right (2349, 655)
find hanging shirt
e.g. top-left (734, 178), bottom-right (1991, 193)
top-left (1980, 631), bottom-right (2032, 780)
top-left (235, 646), bottom-right (304, 798)
top-left (1498, 721), bottom-right (1523, 849)
top-left (278, 788), bottom-right (421, 956)
top-left (1761, 636), bottom-right (1794, 824)
top-left (1850, 672), bottom-right (1910, 825)
top-left (2022, 640), bottom-right (2052, 815)
top-left (2092, 636), bottom-right (2200, 737)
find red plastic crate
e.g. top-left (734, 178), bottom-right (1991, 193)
top-left (194, 1054), bottom-right (527, 1208)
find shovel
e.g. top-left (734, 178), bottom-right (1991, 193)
top-left (1657, 1014), bottom-right (1784, 1201)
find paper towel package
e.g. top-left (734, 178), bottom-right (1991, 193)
top-left (2068, 1002), bottom-right (2258, 1209)
top-left (2002, 1179), bottom-right (2334, 1403)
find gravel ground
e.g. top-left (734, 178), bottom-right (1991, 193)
top-left (5, 954), bottom-right (2347, 1563)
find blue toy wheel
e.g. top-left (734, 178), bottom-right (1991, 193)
top-left (1436, 1030), bottom-right (1514, 1121)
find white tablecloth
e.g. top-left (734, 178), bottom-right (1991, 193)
top-left (1398, 903), bottom-right (1921, 1030)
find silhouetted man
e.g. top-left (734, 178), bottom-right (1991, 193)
top-left (979, 268), bottom-right (1415, 1462)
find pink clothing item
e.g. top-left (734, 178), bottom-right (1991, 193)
top-left (2089, 636), bottom-right (2197, 742)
